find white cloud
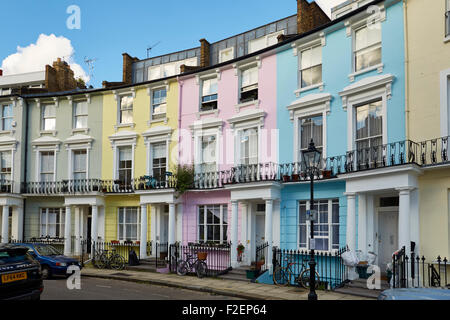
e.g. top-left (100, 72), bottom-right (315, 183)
top-left (1, 34), bottom-right (89, 82)
top-left (316, 0), bottom-right (348, 17)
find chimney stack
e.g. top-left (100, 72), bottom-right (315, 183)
top-left (122, 53), bottom-right (139, 84)
top-left (297, 0), bottom-right (330, 34)
top-left (199, 39), bottom-right (211, 68)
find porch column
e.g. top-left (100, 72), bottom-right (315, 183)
top-left (265, 199), bottom-right (274, 273)
top-left (17, 206), bottom-right (23, 241)
top-left (1, 205), bottom-right (9, 243)
top-left (150, 205), bottom-right (156, 257)
top-left (358, 194), bottom-right (367, 253)
top-left (230, 200), bottom-right (239, 268)
top-left (168, 203), bottom-right (176, 245)
top-left (91, 205), bottom-right (98, 250)
top-left (64, 206), bottom-right (72, 256)
top-left (140, 204), bottom-right (148, 259)
top-left (397, 188), bottom-right (413, 253)
top-left (74, 207), bottom-right (81, 255)
top-left (345, 192), bottom-right (356, 252)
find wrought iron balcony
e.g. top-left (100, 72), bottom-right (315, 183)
top-left (101, 175), bottom-right (177, 193)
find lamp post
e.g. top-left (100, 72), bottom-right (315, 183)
top-left (301, 139), bottom-right (322, 301)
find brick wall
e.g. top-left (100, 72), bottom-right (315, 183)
top-left (297, 0), bottom-right (330, 34)
top-left (123, 53), bottom-right (139, 84)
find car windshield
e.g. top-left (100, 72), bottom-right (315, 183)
top-left (0, 249), bottom-right (30, 265)
top-left (34, 244), bottom-right (61, 256)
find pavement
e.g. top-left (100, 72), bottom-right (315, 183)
top-left (42, 277), bottom-right (240, 300)
top-left (81, 267), bottom-right (373, 300)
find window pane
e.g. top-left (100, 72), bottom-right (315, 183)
top-left (332, 203), bottom-right (339, 223)
top-left (202, 78), bottom-right (218, 96)
top-left (119, 147), bottom-right (132, 161)
top-left (369, 101), bottom-right (383, 136)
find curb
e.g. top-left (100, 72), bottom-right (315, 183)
top-left (81, 272), bottom-right (277, 300)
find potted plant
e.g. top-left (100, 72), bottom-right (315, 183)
top-left (111, 240), bottom-right (120, 245)
top-left (256, 255), bottom-right (265, 270)
top-left (237, 243), bottom-right (245, 262)
top-left (291, 173), bottom-right (300, 182)
top-left (197, 251), bottom-right (208, 261)
top-left (322, 169), bottom-right (332, 179)
top-left (174, 165), bottom-right (195, 195)
top-left (282, 175), bottom-right (290, 182)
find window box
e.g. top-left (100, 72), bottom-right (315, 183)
top-left (291, 174), bottom-right (300, 182)
top-left (111, 240), bottom-right (120, 244)
top-left (321, 170), bottom-right (332, 179)
top-left (282, 175), bottom-right (290, 182)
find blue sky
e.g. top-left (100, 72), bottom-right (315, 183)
top-left (0, 0), bottom-right (343, 87)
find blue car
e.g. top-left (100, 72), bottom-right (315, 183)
top-left (16, 243), bottom-right (82, 279)
top-left (378, 288), bottom-right (450, 300)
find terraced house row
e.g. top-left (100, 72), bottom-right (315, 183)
top-left (1, 0), bottom-right (450, 285)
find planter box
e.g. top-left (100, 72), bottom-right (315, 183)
top-left (246, 270), bottom-right (258, 279)
top-left (322, 170), bottom-right (332, 179)
top-left (282, 175), bottom-right (290, 182)
top-left (291, 174), bottom-right (300, 182)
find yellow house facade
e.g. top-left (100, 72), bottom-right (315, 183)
top-left (101, 79), bottom-right (179, 257)
top-left (406, 0), bottom-right (450, 258)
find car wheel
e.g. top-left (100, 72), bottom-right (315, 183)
top-left (41, 266), bottom-right (51, 280)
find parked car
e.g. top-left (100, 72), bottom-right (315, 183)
top-left (17, 243), bottom-right (82, 279)
top-left (0, 244), bottom-right (43, 300)
top-left (378, 288), bottom-right (450, 300)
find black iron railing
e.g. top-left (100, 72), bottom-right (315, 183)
top-left (272, 246), bottom-right (349, 290)
top-left (256, 242), bottom-right (269, 273)
top-left (9, 238), bottom-right (65, 254)
top-left (169, 242), bottom-right (231, 277)
top-left (392, 246), bottom-right (449, 288)
top-left (81, 240), bottom-right (141, 265)
top-left (0, 180), bottom-right (13, 193)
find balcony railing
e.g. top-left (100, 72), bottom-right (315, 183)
top-left (22, 179), bottom-right (103, 195)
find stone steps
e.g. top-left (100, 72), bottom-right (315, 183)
top-left (333, 278), bottom-right (389, 299)
top-left (218, 266), bottom-right (252, 282)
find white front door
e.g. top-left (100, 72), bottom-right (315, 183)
top-left (255, 214), bottom-right (265, 247)
top-left (378, 211), bottom-right (398, 273)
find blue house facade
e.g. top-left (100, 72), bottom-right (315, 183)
top-left (274, 0), bottom-right (414, 276)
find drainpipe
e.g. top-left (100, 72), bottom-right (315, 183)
top-left (403, 0), bottom-right (410, 140)
top-left (22, 96), bottom-right (29, 240)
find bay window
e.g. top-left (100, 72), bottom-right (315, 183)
top-left (299, 45), bottom-right (322, 88)
top-left (198, 204), bottom-right (228, 244)
top-left (40, 208), bottom-right (65, 238)
top-left (299, 199), bottom-right (340, 251)
top-left (118, 207), bottom-right (140, 241)
top-left (354, 24), bottom-right (382, 72)
top-left (201, 78), bottom-right (218, 111)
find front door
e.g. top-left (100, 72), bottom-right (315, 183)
top-left (378, 211), bottom-right (398, 273)
top-left (255, 215), bottom-right (265, 247)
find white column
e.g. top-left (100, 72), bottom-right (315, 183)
top-left (240, 202), bottom-right (248, 264)
top-left (140, 204), bottom-right (148, 259)
top-left (358, 194), bottom-right (367, 254)
top-left (366, 195), bottom-right (375, 253)
top-left (168, 203), bottom-right (176, 245)
top-left (1, 206), bottom-right (9, 243)
top-left (91, 205), bottom-right (98, 245)
top-left (230, 200), bottom-right (239, 268)
top-left (74, 207), bottom-right (81, 255)
top-left (64, 206), bottom-right (72, 255)
top-left (16, 206), bottom-right (23, 241)
top-left (265, 199), bottom-right (274, 273)
top-left (345, 192), bottom-right (356, 252)
top-left (398, 188), bottom-right (412, 253)
top-left (150, 205), bottom-right (156, 257)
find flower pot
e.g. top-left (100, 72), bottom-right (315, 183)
top-left (291, 174), bottom-right (299, 182)
top-left (197, 252), bottom-right (208, 261)
top-left (246, 270), bottom-right (258, 279)
top-left (256, 260), bottom-right (265, 270)
top-left (322, 170), bottom-right (332, 179)
top-left (282, 175), bottom-right (290, 182)
top-left (111, 240), bottom-right (119, 244)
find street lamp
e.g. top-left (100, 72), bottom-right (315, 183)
top-left (301, 139), bottom-right (322, 301)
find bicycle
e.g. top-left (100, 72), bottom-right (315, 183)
top-left (273, 256), bottom-right (319, 289)
top-left (94, 248), bottom-right (126, 270)
top-left (176, 252), bottom-right (208, 278)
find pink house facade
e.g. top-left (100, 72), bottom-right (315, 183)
top-left (178, 52), bottom-right (281, 269)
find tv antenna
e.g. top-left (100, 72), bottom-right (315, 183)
top-left (84, 56), bottom-right (98, 84)
top-left (147, 41), bottom-right (161, 58)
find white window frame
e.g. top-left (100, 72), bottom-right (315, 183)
top-left (72, 149), bottom-right (88, 181)
top-left (298, 199), bottom-right (340, 252)
top-left (147, 83), bottom-right (169, 125)
top-left (354, 99), bottom-right (383, 153)
top-left (193, 127), bottom-right (220, 174)
top-left (109, 133), bottom-right (137, 182)
top-left (0, 150), bottom-right (12, 182)
top-left (117, 146), bottom-right (133, 185)
top-left (73, 100), bottom-right (88, 130)
top-left (38, 150), bottom-right (56, 182)
top-left (150, 141), bottom-right (167, 179)
top-left (142, 127), bottom-right (172, 177)
top-left (113, 89), bottom-right (136, 130)
top-left (248, 30), bottom-right (285, 54)
top-left (199, 76), bottom-right (219, 112)
top-left (40, 208), bottom-right (65, 239)
top-left (233, 59), bottom-right (261, 109)
top-left (197, 204), bottom-right (228, 244)
top-left (299, 45), bottom-right (323, 90)
top-left (147, 57), bottom-right (198, 81)
top-left (440, 68), bottom-right (450, 136)
top-left (0, 103), bottom-right (13, 132)
top-left (219, 47), bottom-right (234, 63)
top-left (41, 103), bottom-right (56, 132)
top-left (117, 207), bottom-right (140, 242)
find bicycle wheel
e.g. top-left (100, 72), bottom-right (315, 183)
top-left (196, 261), bottom-right (208, 279)
top-left (273, 266), bottom-right (289, 286)
top-left (94, 252), bottom-right (107, 269)
top-left (110, 254), bottom-right (126, 270)
top-left (299, 269), bottom-right (320, 289)
top-left (177, 260), bottom-right (188, 276)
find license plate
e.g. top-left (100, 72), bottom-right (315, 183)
top-left (1, 272), bottom-right (27, 283)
